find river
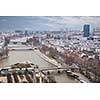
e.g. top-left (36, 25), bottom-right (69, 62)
top-left (0, 50), bottom-right (78, 83)
top-left (0, 50), bottom-right (54, 68)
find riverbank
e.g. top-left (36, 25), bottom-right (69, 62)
top-left (0, 55), bottom-right (8, 61)
top-left (34, 49), bottom-right (61, 67)
top-left (34, 49), bottom-right (90, 83)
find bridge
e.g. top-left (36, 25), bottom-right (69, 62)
top-left (40, 67), bottom-right (69, 73)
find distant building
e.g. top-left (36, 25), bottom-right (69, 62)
top-left (83, 24), bottom-right (90, 37)
top-left (15, 30), bottom-right (23, 33)
top-left (25, 30), bottom-right (28, 36)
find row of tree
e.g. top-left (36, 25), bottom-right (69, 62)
top-left (40, 44), bottom-right (100, 82)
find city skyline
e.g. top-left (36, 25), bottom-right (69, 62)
top-left (0, 16), bottom-right (100, 31)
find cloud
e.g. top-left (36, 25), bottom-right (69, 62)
top-left (0, 16), bottom-right (100, 31)
top-left (36, 16), bottom-right (100, 30)
top-left (1, 19), bottom-right (7, 22)
top-left (46, 16), bottom-right (100, 25)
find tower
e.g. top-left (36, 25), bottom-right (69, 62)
top-left (83, 24), bottom-right (90, 37)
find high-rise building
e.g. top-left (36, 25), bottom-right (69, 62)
top-left (25, 30), bottom-right (28, 36)
top-left (83, 24), bottom-right (90, 37)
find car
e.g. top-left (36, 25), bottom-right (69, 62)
top-left (80, 80), bottom-right (87, 83)
top-left (66, 70), bottom-right (72, 74)
top-left (72, 74), bottom-right (79, 78)
top-left (57, 63), bottom-right (62, 68)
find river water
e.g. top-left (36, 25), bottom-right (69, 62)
top-left (0, 50), bottom-right (78, 83)
top-left (0, 50), bottom-right (54, 68)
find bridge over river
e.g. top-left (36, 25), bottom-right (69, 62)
top-left (0, 49), bottom-right (81, 83)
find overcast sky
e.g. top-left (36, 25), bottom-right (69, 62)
top-left (0, 16), bottom-right (100, 31)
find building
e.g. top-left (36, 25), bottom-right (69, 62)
top-left (0, 43), bottom-right (8, 59)
top-left (83, 24), bottom-right (90, 37)
top-left (25, 30), bottom-right (28, 36)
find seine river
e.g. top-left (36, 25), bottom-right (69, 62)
top-left (0, 50), bottom-right (54, 68)
top-left (0, 50), bottom-right (78, 83)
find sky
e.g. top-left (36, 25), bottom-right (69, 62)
top-left (0, 16), bottom-right (100, 31)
